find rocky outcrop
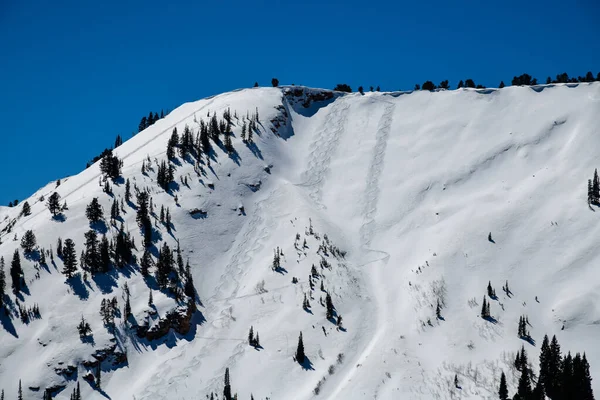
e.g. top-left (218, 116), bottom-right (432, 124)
top-left (136, 299), bottom-right (195, 341)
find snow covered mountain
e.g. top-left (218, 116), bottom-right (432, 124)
top-left (1, 82), bottom-right (600, 400)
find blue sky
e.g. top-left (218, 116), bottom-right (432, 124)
top-left (0, 0), bottom-right (598, 205)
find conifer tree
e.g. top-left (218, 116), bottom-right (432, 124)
top-left (10, 250), bottom-right (23, 293)
top-left (148, 289), bottom-right (153, 306)
top-left (223, 367), bottom-right (232, 400)
top-left (86, 197), bottom-right (103, 224)
top-left (18, 379), bottom-right (22, 400)
top-left (481, 297), bottom-right (488, 318)
top-left (539, 334), bottom-right (550, 388)
top-left (99, 235), bottom-right (110, 272)
top-left (21, 201), bottom-right (31, 216)
top-left (184, 260), bottom-right (195, 297)
top-left (125, 178), bottom-right (131, 203)
top-left (84, 230), bottom-right (100, 273)
top-left (140, 249), bottom-right (152, 277)
top-left (96, 363), bottom-right (101, 389)
top-left (248, 326), bottom-right (254, 345)
top-left (110, 199), bottom-right (120, 220)
top-left (517, 365), bottom-right (532, 399)
top-left (499, 371), bottom-right (509, 400)
top-left (295, 332), bottom-right (305, 363)
top-left (326, 293), bottom-right (334, 319)
top-left (589, 179), bottom-right (593, 204)
top-left (0, 257), bottom-right (5, 309)
top-left (124, 283), bottom-right (131, 318)
top-left (62, 238), bottom-right (78, 278)
top-left (546, 335), bottom-right (562, 398)
top-left (20, 230), bottom-right (36, 253)
top-left (593, 169), bottom-right (600, 203)
top-left (47, 192), bottom-right (62, 216)
top-left (436, 300), bottom-right (441, 319)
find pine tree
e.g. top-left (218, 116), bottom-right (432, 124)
top-left (140, 249), bottom-right (152, 277)
top-left (593, 169), bottom-right (600, 203)
top-left (561, 352), bottom-right (574, 399)
top-left (326, 293), bottom-right (334, 319)
top-left (539, 334), bottom-right (550, 389)
top-left (99, 235), bottom-right (110, 272)
top-left (517, 365), bottom-right (532, 399)
top-left (184, 260), bottom-right (195, 297)
top-left (18, 379), bottom-right (22, 400)
top-left (295, 332), bottom-right (305, 363)
top-left (125, 178), bottom-right (131, 203)
top-left (86, 197), bottom-right (103, 224)
top-left (436, 300), bottom-right (441, 319)
top-left (84, 230), bottom-right (100, 273)
top-left (499, 81), bottom-right (506, 88)
top-left (547, 335), bottom-right (562, 399)
top-left (532, 378), bottom-right (545, 400)
top-left (481, 297), bottom-right (488, 318)
top-left (21, 201), bottom-right (31, 216)
top-left (487, 281), bottom-right (493, 297)
top-left (223, 367), bottom-right (232, 400)
top-left (110, 199), bottom-right (120, 220)
top-left (499, 371), bottom-right (509, 400)
top-left (20, 230), bottom-right (36, 253)
top-left (10, 250), bottom-right (23, 293)
top-left (96, 363), bottom-right (101, 389)
top-left (589, 179), bottom-right (594, 204)
top-left (124, 284), bottom-right (131, 318)
top-left (47, 192), bottom-right (62, 216)
top-left (77, 315), bottom-right (92, 337)
top-left (148, 289), bottom-right (153, 306)
top-left (62, 238), bottom-right (77, 278)
top-left (248, 326), bottom-right (254, 345)
top-left (0, 257), bottom-right (5, 309)
top-left (580, 353), bottom-right (595, 400)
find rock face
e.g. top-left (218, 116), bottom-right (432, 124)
top-left (283, 87), bottom-right (335, 109)
top-left (137, 300), bottom-right (195, 341)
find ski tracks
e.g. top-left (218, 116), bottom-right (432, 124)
top-left (359, 102), bottom-right (395, 247)
top-left (326, 101), bottom-right (396, 400)
top-left (300, 99), bottom-right (351, 208)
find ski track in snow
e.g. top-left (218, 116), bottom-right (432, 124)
top-left (301, 99), bottom-right (350, 208)
top-left (326, 103), bottom-right (395, 400)
top-left (139, 189), bottom-right (278, 400)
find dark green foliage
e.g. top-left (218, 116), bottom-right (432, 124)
top-left (499, 81), bottom-right (506, 88)
top-left (223, 367), bottom-right (232, 400)
top-left (414, 84), bottom-right (420, 91)
top-left (254, 81), bottom-right (259, 87)
top-left (271, 78), bottom-right (279, 87)
top-left (592, 169), bottom-right (600, 204)
top-left (295, 332), bottom-right (305, 363)
top-left (99, 149), bottom-right (122, 179)
top-left (465, 79), bottom-right (476, 88)
top-left (86, 197), bottom-right (103, 224)
top-left (21, 201), bottom-right (31, 216)
top-left (47, 192), bottom-right (62, 216)
top-left (589, 179), bottom-right (594, 204)
top-left (136, 192), bottom-right (153, 248)
top-left (157, 160), bottom-right (174, 190)
top-left (20, 230), bottom-right (36, 253)
top-left (124, 283), bottom-right (131, 318)
top-left (358, 86), bottom-right (364, 94)
top-left (10, 250), bottom-right (23, 293)
top-left (156, 242), bottom-right (174, 289)
top-left (422, 81), bottom-right (436, 91)
top-left (125, 178), bottom-right (131, 203)
top-left (184, 260), bottom-right (195, 297)
top-left (333, 84), bottom-right (352, 93)
top-left (457, 80), bottom-right (464, 89)
top-left (499, 371), bottom-right (509, 400)
top-left (516, 365), bottom-right (532, 399)
top-left (439, 80), bottom-right (449, 89)
top-left (114, 224), bottom-right (133, 267)
top-left (481, 296), bottom-right (490, 318)
top-left (512, 73), bottom-right (535, 86)
top-left (77, 315), bottom-right (92, 337)
top-left (62, 238), bottom-right (77, 278)
top-left (140, 249), bottom-right (152, 277)
top-left (84, 230), bottom-right (101, 273)
top-left (99, 235), bottom-right (110, 273)
top-left (326, 292), bottom-right (334, 319)
top-left (110, 199), bottom-right (120, 220)
top-left (114, 134), bottom-right (123, 148)
top-left (18, 379), bottom-right (22, 400)
top-left (0, 257), bottom-right (5, 308)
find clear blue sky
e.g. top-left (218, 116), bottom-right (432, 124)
top-left (1, 0), bottom-right (598, 205)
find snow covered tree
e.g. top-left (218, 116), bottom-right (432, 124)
top-left (499, 371), bottom-right (509, 400)
top-left (20, 230), bottom-right (36, 253)
top-left (86, 197), bottom-right (103, 224)
top-left (62, 238), bottom-right (78, 278)
top-left (10, 250), bottom-right (23, 293)
top-left (47, 192), bottom-right (61, 216)
top-left (295, 332), bottom-right (305, 363)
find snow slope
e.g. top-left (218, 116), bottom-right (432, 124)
top-left (1, 83), bottom-right (600, 399)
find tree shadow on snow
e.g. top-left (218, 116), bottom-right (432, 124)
top-left (299, 356), bottom-right (314, 371)
top-left (0, 306), bottom-right (18, 338)
top-left (520, 335), bottom-right (536, 346)
top-left (92, 272), bottom-right (118, 294)
top-left (52, 213), bottom-right (66, 222)
top-left (246, 141), bottom-right (263, 160)
top-left (66, 274), bottom-right (90, 300)
top-left (90, 220), bottom-right (108, 234)
top-left (483, 316), bottom-right (498, 324)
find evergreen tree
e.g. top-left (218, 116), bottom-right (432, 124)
top-left (436, 300), bottom-right (441, 319)
top-left (465, 79), bottom-right (476, 88)
top-left (139, 116), bottom-right (147, 132)
top-left (223, 367), bottom-right (232, 400)
top-left (57, 237), bottom-right (63, 258)
top-left (271, 78), bottom-right (279, 87)
top-left (358, 86), bottom-right (364, 94)
top-left (96, 363), bottom-right (101, 389)
top-left (547, 335), bottom-right (562, 398)
top-left (110, 199), bottom-right (120, 221)
top-left (125, 178), bottom-right (131, 203)
top-left (18, 379), bottom-right (22, 400)
top-left (481, 297), bottom-right (488, 318)
top-left (140, 249), bottom-right (152, 277)
top-left (539, 334), bottom-right (550, 388)
top-left (124, 283), bottom-right (131, 318)
top-left (593, 169), bottom-right (600, 203)
top-left (499, 81), bottom-right (506, 88)
top-left (20, 230), bottom-right (36, 253)
top-left (499, 371), bottom-right (509, 400)
top-left (184, 260), bottom-right (195, 297)
top-left (77, 315), bottom-right (92, 337)
top-left (457, 80), bottom-right (464, 89)
top-left (561, 352), bottom-right (575, 399)
top-left (47, 192), bottom-right (62, 216)
top-left (10, 250), bottom-right (23, 293)
top-left (99, 149), bottom-right (122, 179)
top-left (86, 197), bottom-right (103, 224)
top-left (21, 201), bottom-right (31, 216)
top-left (148, 289), bottom-right (153, 306)
top-left (114, 134), bottom-right (123, 148)
top-left (589, 179), bottom-right (594, 204)
top-left (99, 235), bottom-right (110, 272)
top-left (326, 292), bottom-right (334, 319)
top-left (84, 230), bottom-right (100, 273)
top-left (248, 326), bottom-right (254, 345)
top-left (516, 365), bottom-right (532, 399)
top-left (156, 242), bottom-right (173, 289)
top-left (532, 377), bottom-right (545, 400)
top-left (0, 257), bottom-right (5, 309)
top-left (580, 353), bottom-right (595, 400)
top-left (62, 238), bottom-right (78, 278)
top-left (224, 131), bottom-right (233, 153)
top-left (295, 332), bottom-right (305, 363)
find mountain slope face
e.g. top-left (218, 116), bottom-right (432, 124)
top-left (1, 83), bottom-right (600, 399)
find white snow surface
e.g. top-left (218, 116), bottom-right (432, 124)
top-left (1, 83), bottom-right (600, 399)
